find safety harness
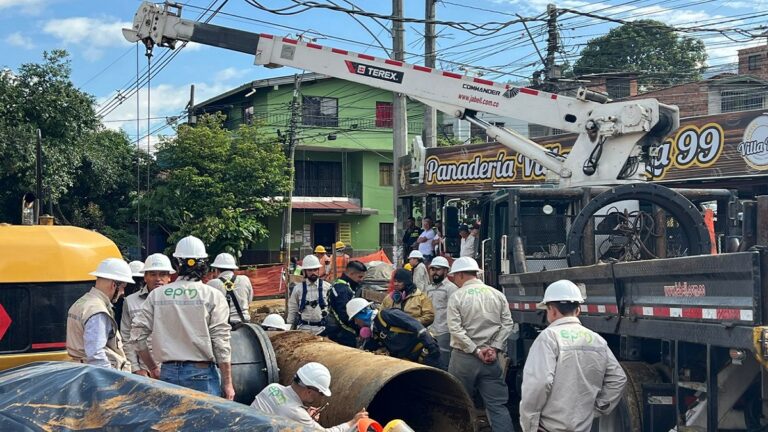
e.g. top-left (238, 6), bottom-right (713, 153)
top-left (297, 279), bottom-right (327, 326)
top-left (219, 274), bottom-right (247, 325)
top-left (328, 278), bottom-right (357, 335)
top-left (374, 312), bottom-right (429, 362)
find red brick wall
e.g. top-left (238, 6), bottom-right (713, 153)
top-left (632, 82), bottom-right (709, 118)
top-left (738, 45), bottom-right (768, 80)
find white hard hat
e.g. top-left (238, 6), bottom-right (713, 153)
top-left (173, 236), bottom-right (207, 259)
top-left (211, 253), bottom-right (238, 270)
top-left (128, 260), bottom-right (145, 277)
top-left (296, 362), bottom-right (332, 397)
top-left (89, 258), bottom-right (135, 284)
top-left (262, 314), bottom-right (290, 331)
top-left (301, 254), bottom-right (322, 270)
top-left (408, 250), bottom-right (424, 260)
top-left (449, 256), bottom-right (481, 274)
top-left (429, 256), bottom-right (450, 268)
top-left (537, 279), bottom-right (585, 310)
top-left (346, 298), bottom-right (372, 322)
top-left (143, 253), bottom-right (176, 274)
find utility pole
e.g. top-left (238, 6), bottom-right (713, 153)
top-left (282, 74), bottom-right (301, 308)
top-left (392, 0), bottom-right (407, 264)
top-left (423, 0), bottom-right (437, 148)
top-left (545, 4), bottom-right (560, 83)
top-left (187, 84), bottom-right (196, 125)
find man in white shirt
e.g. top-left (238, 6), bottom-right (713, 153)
top-left (121, 253), bottom-right (174, 376)
top-left (459, 224), bottom-right (477, 258)
top-left (519, 280), bottom-right (626, 432)
top-left (287, 254), bottom-right (330, 334)
top-left (416, 216), bottom-right (436, 262)
top-left (424, 256), bottom-right (457, 369)
top-left (207, 252), bottom-right (253, 325)
top-left (447, 257), bottom-right (515, 432)
top-left (251, 362), bottom-right (368, 431)
top-left (66, 258), bottom-right (134, 371)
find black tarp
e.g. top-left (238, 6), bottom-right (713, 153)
top-left (0, 361), bottom-right (313, 431)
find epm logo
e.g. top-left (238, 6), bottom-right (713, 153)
top-left (345, 60), bottom-right (403, 84)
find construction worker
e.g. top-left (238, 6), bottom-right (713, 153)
top-left (121, 253), bottom-right (174, 376)
top-left (207, 252), bottom-right (253, 325)
top-left (251, 362), bottom-right (368, 431)
top-left (314, 245), bottom-right (330, 278)
top-left (261, 314), bottom-right (291, 331)
top-left (382, 268), bottom-right (434, 327)
top-left (407, 250), bottom-right (430, 292)
top-left (114, 260), bottom-right (145, 331)
top-left (424, 256), bottom-right (458, 369)
top-left (325, 260), bottom-right (367, 347)
top-left (347, 298), bottom-right (440, 367)
top-left (416, 217), bottom-right (436, 262)
top-left (287, 254), bottom-right (330, 335)
top-left (329, 241), bottom-right (351, 281)
top-left (447, 257), bottom-right (515, 432)
top-left (130, 236), bottom-right (234, 399)
top-left (519, 280), bottom-right (627, 432)
top-left (66, 258), bottom-right (133, 371)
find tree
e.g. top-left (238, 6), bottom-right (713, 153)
top-left (572, 20), bottom-right (707, 89)
top-left (144, 114), bottom-right (291, 257)
top-left (0, 50), bottom-right (101, 222)
top-left (0, 51), bottom-right (148, 256)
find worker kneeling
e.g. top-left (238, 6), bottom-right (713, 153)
top-left (251, 362), bottom-right (368, 431)
top-left (347, 298), bottom-right (441, 368)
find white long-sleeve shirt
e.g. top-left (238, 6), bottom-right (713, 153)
top-left (207, 271), bottom-right (253, 323)
top-left (447, 278), bottom-right (515, 354)
top-left (424, 278), bottom-right (458, 336)
top-left (411, 262), bottom-right (430, 293)
top-left (84, 313), bottom-right (112, 368)
top-left (519, 316), bottom-right (627, 432)
top-left (130, 277), bottom-right (231, 364)
top-left (251, 383), bottom-right (353, 432)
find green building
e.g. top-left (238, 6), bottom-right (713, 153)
top-left (194, 73), bottom-right (423, 263)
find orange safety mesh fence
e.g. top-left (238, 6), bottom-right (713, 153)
top-left (203, 265), bottom-right (286, 298)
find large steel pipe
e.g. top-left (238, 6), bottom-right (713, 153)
top-left (269, 331), bottom-right (474, 432)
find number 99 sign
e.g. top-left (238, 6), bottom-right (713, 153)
top-left (646, 123), bottom-right (724, 179)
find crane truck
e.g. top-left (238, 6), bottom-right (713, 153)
top-left (123, 3), bottom-right (768, 430)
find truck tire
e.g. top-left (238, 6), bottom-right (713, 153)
top-left (567, 183), bottom-right (711, 267)
top-left (594, 362), bottom-right (662, 432)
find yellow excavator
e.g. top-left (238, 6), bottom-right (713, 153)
top-left (0, 223), bottom-right (122, 370)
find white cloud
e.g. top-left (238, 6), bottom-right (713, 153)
top-left (5, 32), bottom-right (35, 49)
top-left (214, 67), bottom-right (248, 82)
top-left (43, 17), bottom-right (132, 61)
top-left (0, 0), bottom-right (44, 14)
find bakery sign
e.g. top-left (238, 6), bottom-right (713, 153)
top-left (424, 144), bottom-right (565, 185)
top-left (413, 109), bottom-right (768, 192)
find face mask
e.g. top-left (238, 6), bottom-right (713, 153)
top-left (307, 274), bottom-right (319, 283)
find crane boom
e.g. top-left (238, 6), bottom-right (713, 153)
top-left (124, 2), bottom-right (679, 187)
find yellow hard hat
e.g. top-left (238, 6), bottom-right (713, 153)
top-left (335, 241), bottom-right (346, 250)
top-left (314, 245), bottom-right (327, 254)
top-left (403, 263), bottom-right (413, 271)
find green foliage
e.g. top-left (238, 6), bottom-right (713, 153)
top-left (0, 50), bottom-right (148, 257)
top-left (573, 20), bottom-right (708, 89)
top-left (0, 50), bottom-right (100, 220)
top-left (144, 114), bottom-right (291, 257)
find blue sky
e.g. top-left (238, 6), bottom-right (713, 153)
top-left (2, 0), bottom-right (767, 146)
